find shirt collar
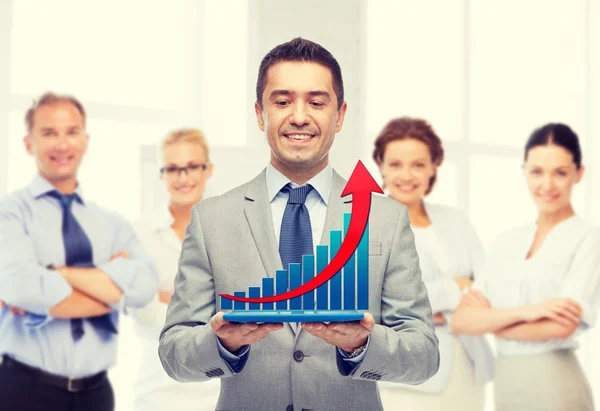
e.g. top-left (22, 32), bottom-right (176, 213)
top-left (28, 173), bottom-right (86, 205)
top-left (266, 162), bottom-right (332, 205)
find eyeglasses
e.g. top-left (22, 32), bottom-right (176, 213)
top-left (160, 163), bottom-right (209, 177)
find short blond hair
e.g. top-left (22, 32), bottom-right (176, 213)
top-left (161, 128), bottom-right (210, 162)
top-left (25, 92), bottom-right (86, 132)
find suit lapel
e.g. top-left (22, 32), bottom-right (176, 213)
top-left (243, 170), bottom-right (296, 334)
top-left (244, 170), bottom-right (282, 279)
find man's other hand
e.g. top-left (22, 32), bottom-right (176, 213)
top-left (210, 311), bottom-right (283, 353)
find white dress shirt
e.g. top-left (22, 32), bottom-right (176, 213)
top-left (131, 206), bottom-right (219, 411)
top-left (476, 215), bottom-right (600, 356)
top-left (380, 202), bottom-right (494, 393)
top-left (266, 162), bottom-right (331, 249)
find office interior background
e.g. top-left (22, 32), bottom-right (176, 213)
top-left (1, 1), bottom-right (599, 409)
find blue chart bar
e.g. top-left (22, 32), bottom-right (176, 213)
top-left (234, 291), bottom-right (246, 310)
top-left (221, 295), bottom-right (233, 310)
top-left (357, 221), bottom-right (369, 310)
top-left (302, 255), bottom-right (315, 310)
top-left (276, 270), bottom-right (288, 310)
top-left (249, 287), bottom-right (261, 310)
top-left (316, 245), bottom-right (329, 309)
top-left (329, 230), bottom-right (342, 310)
top-left (262, 277), bottom-right (274, 310)
top-left (343, 213), bottom-right (356, 310)
top-left (222, 212), bottom-right (370, 316)
top-left (289, 263), bottom-right (302, 309)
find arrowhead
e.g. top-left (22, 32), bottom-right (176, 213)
top-left (341, 160), bottom-right (384, 197)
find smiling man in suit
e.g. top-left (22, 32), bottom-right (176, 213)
top-left (158, 37), bottom-right (439, 411)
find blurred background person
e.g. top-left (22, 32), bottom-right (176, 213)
top-left (452, 123), bottom-right (600, 411)
top-left (131, 128), bottom-right (219, 411)
top-left (0, 92), bottom-right (158, 411)
top-left (373, 117), bottom-right (492, 410)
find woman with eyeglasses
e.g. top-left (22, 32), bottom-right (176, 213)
top-left (452, 123), bottom-right (599, 411)
top-left (131, 128), bottom-right (218, 411)
top-left (373, 117), bottom-right (493, 410)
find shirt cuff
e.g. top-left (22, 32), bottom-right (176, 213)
top-left (337, 334), bottom-right (371, 365)
top-left (216, 337), bottom-right (250, 373)
top-left (33, 270), bottom-right (73, 315)
top-left (97, 258), bottom-right (138, 305)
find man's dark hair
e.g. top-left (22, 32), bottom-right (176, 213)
top-left (256, 37), bottom-right (344, 110)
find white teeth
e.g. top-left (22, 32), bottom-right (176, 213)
top-left (286, 134), bottom-right (313, 140)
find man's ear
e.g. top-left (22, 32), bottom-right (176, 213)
top-left (24, 135), bottom-right (33, 156)
top-left (335, 101), bottom-right (347, 133)
top-left (255, 101), bottom-right (265, 132)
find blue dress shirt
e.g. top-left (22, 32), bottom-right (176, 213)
top-left (0, 174), bottom-right (158, 377)
top-left (217, 163), bottom-right (369, 372)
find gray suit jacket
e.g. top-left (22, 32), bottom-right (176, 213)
top-left (159, 169), bottom-right (439, 411)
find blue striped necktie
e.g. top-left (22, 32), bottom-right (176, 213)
top-left (279, 184), bottom-right (314, 284)
top-left (47, 190), bottom-right (118, 342)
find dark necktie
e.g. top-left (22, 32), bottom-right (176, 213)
top-left (279, 184), bottom-right (314, 285)
top-left (47, 190), bottom-right (118, 342)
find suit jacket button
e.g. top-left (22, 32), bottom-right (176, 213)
top-left (215, 368), bottom-right (224, 376)
top-left (293, 350), bottom-right (304, 362)
top-left (205, 370), bottom-right (214, 378)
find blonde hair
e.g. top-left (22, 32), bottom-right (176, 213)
top-left (161, 128), bottom-right (210, 162)
top-left (25, 92), bottom-right (86, 132)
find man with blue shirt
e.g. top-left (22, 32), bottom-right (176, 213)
top-left (159, 38), bottom-right (439, 411)
top-left (0, 92), bottom-right (158, 411)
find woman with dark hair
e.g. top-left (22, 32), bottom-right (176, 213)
top-left (452, 123), bottom-right (599, 411)
top-left (374, 117), bottom-right (492, 410)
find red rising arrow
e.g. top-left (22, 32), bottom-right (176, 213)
top-left (219, 160), bottom-right (383, 304)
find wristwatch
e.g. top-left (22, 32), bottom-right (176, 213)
top-left (344, 343), bottom-right (367, 358)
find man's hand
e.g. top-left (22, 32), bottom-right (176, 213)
top-left (0, 300), bottom-right (26, 316)
top-left (454, 276), bottom-right (473, 291)
top-left (210, 311), bottom-right (283, 353)
top-left (301, 312), bottom-right (375, 353)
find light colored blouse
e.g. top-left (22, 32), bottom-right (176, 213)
top-left (381, 202), bottom-right (493, 393)
top-left (476, 215), bottom-right (600, 356)
top-left (131, 206), bottom-right (219, 411)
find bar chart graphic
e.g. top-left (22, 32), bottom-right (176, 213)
top-left (222, 212), bottom-right (369, 323)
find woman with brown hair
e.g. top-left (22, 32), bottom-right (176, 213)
top-left (373, 117), bottom-right (492, 410)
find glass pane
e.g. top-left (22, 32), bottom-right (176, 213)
top-left (10, 0), bottom-right (198, 112)
top-left (201, 0), bottom-right (249, 147)
top-left (470, 0), bottom-right (586, 147)
top-left (366, 0), bottom-right (465, 141)
top-left (7, 111), bottom-right (36, 193)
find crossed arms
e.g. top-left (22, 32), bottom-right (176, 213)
top-left (0, 202), bottom-right (158, 321)
top-left (451, 289), bottom-right (582, 341)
